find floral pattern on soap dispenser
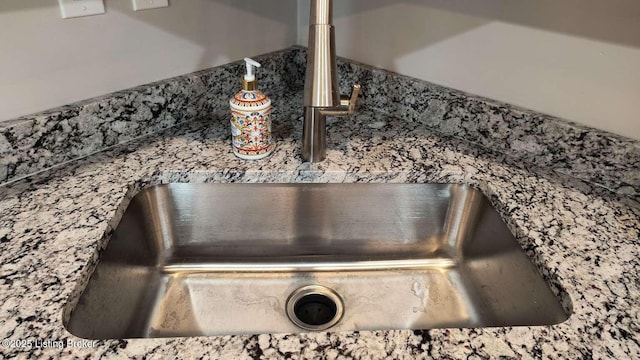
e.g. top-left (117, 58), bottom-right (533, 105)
top-left (230, 103), bottom-right (274, 159)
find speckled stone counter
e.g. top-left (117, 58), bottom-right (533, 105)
top-left (3, 47), bottom-right (638, 196)
top-left (1, 90), bottom-right (638, 359)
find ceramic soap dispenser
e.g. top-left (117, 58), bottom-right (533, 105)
top-left (229, 58), bottom-right (274, 160)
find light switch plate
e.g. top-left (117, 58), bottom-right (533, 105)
top-left (132, 0), bottom-right (169, 11)
top-left (58, 0), bottom-right (105, 19)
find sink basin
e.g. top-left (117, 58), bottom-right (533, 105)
top-left (65, 183), bottom-right (568, 339)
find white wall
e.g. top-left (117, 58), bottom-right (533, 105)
top-left (0, 0), bottom-right (296, 122)
top-left (298, 0), bottom-right (640, 140)
top-left (3, 1), bottom-right (639, 140)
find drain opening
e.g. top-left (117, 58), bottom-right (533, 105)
top-left (294, 294), bottom-right (337, 326)
top-left (286, 285), bottom-right (344, 331)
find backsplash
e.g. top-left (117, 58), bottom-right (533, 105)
top-left (0, 46), bottom-right (637, 197)
top-left (298, 49), bottom-right (639, 197)
top-left (0, 48), bottom-right (302, 185)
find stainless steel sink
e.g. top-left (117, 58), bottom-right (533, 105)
top-left (64, 183), bottom-right (569, 339)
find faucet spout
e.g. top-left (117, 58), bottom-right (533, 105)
top-left (304, 0), bottom-right (339, 109)
top-left (302, 0), bottom-right (360, 163)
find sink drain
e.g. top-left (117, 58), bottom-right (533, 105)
top-left (286, 285), bottom-right (344, 331)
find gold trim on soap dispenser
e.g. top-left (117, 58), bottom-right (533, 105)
top-left (243, 79), bottom-right (257, 91)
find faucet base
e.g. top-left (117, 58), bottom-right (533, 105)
top-left (302, 107), bottom-right (327, 163)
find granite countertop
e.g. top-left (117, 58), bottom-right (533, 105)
top-left (0, 89), bottom-right (638, 359)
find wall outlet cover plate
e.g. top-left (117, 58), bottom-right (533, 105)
top-left (58, 0), bottom-right (105, 19)
top-left (133, 0), bottom-right (169, 11)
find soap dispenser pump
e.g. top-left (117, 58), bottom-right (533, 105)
top-left (229, 57), bottom-right (274, 160)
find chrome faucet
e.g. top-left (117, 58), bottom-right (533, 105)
top-left (302, 0), bottom-right (361, 163)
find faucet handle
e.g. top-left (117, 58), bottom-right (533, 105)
top-left (340, 84), bottom-right (361, 115)
top-left (324, 84), bottom-right (361, 116)
top-left (347, 84), bottom-right (361, 114)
